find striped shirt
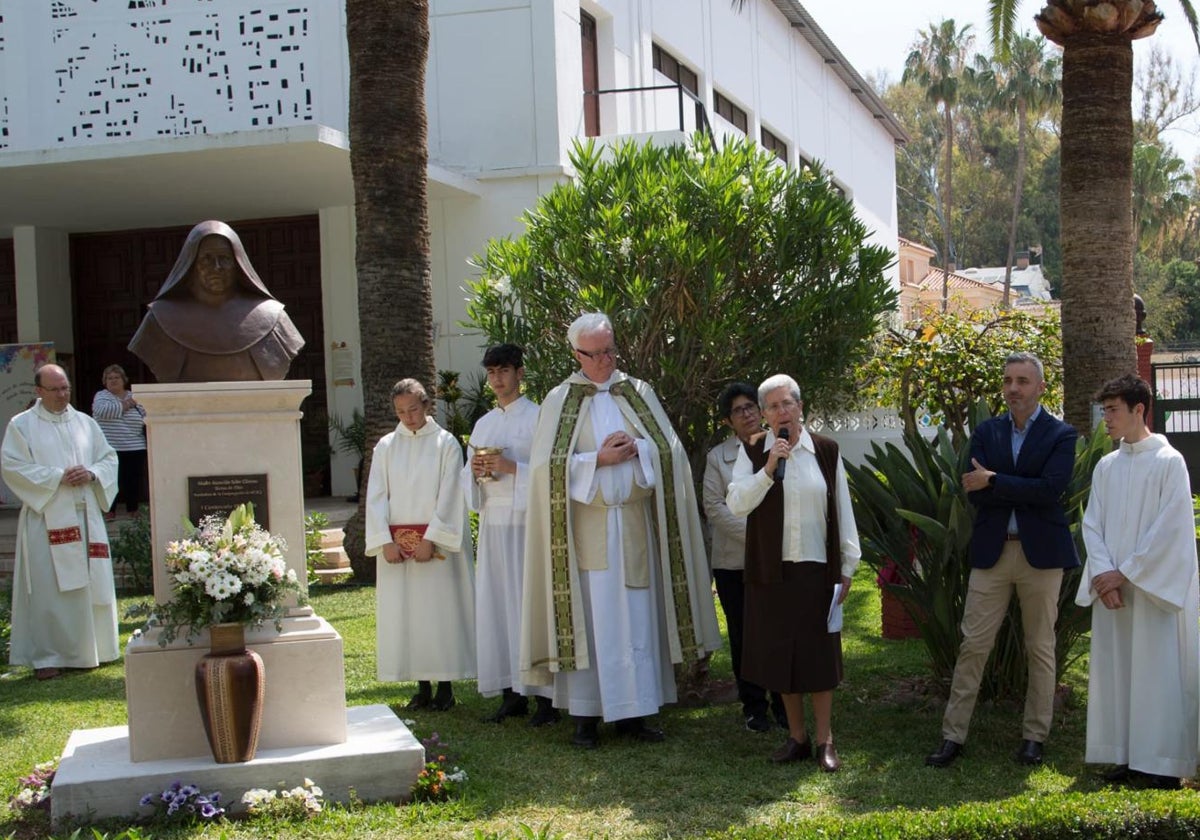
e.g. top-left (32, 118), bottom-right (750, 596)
top-left (92, 389), bottom-right (146, 452)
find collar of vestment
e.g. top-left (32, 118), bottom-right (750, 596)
top-left (567, 370), bottom-right (627, 393)
top-left (1120, 433), bottom-right (1166, 454)
top-left (33, 400), bottom-right (76, 424)
top-left (398, 419), bottom-right (442, 438)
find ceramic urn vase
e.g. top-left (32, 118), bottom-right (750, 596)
top-left (194, 622), bottom-right (265, 763)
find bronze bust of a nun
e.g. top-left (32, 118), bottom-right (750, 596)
top-left (129, 220), bottom-right (305, 382)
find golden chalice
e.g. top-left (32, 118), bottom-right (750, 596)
top-left (470, 445), bottom-right (506, 483)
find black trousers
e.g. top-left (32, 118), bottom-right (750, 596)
top-left (713, 567), bottom-right (784, 720)
top-left (116, 449), bottom-right (147, 513)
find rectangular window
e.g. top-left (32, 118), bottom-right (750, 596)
top-left (652, 43), bottom-right (698, 95)
top-left (713, 90), bottom-right (747, 134)
top-left (761, 127), bottom-right (787, 163)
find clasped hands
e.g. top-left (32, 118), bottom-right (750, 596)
top-left (60, 465), bottom-right (93, 487)
top-left (1091, 570), bottom-right (1127, 609)
top-left (597, 431), bottom-right (639, 467)
top-left (382, 539), bottom-right (436, 564)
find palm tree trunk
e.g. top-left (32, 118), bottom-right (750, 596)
top-left (942, 107), bottom-right (953, 312)
top-left (344, 0), bottom-right (436, 582)
top-left (1059, 40), bottom-right (1136, 431)
top-left (1002, 100), bottom-right (1028, 310)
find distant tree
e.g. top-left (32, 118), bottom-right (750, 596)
top-left (904, 19), bottom-right (976, 312)
top-left (972, 34), bottom-right (1060, 307)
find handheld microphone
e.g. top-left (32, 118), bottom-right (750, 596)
top-left (774, 427), bottom-right (790, 481)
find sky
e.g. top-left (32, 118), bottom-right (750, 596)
top-left (800, 0), bottom-right (1200, 163)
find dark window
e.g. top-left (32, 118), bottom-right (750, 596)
top-left (652, 43), bottom-right (698, 95)
top-left (761, 127), bottom-right (787, 163)
top-left (713, 90), bottom-right (748, 134)
top-left (581, 11), bottom-right (599, 137)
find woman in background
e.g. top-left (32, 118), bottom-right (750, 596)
top-left (92, 364), bottom-right (146, 519)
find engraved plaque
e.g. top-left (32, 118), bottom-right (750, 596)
top-left (187, 474), bottom-right (269, 531)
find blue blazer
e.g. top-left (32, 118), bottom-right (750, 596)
top-left (967, 409), bottom-right (1079, 570)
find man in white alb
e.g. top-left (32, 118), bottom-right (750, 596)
top-left (1078, 373), bottom-right (1199, 789)
top-left (520, 313), bottom-right (722, 748)
top-left (463, 343), bottom-right (556, 726)
top-left (2, 364), bottom-right (119, 680)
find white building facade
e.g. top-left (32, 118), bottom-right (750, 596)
top-left (0, 0), bottom-right (904, 496)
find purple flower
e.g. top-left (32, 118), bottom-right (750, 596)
top-left (180, 784), bottom-right (199, 797)
top-left (166, 801), bottom-right (179, 816)
top-left (139, 793), bottom-right (155, 806)
top-left (199, 802), bottom-right (223, 819)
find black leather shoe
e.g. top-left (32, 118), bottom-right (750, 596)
top-left (486, 690), bottom-right (529, 723)
top-left (770, 737), bottom-right (813, 763)
top-left (1144, 773), bottom-right (1182, 790)
top-left (1102, 764), bottom-right (1130, 783)
top-left (528, 697), bottom-right (561, 727)
top-left (1015, 739), bottom-right (1043, 765)
top-left (572, 716), bottom-right (600, 749)
top-left (431, 682), bottom-right (455, 712)
top-left (745, 712), bottom-right (772, 733)
top-left (925, 739), bottom-right (963, 768)
top-left (404, 681), bottom-right (432, 710)
top-left (816, 742), bottom-right (841, 773)
top-left (614, 716), bottom-right (666, 742)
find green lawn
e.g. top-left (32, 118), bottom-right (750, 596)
top-left (0, 568), bottom-right (1190, 839)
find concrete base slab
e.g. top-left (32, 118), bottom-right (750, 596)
top-left (51, 705), bottom-right (423, 829)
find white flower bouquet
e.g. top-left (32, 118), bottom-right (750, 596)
top-left (150, 503), bottom-right (304, 645)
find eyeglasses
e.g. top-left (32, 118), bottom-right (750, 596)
top-left (729, 404), bottom-right (759, 417)
top-left (763, 399), bottom-right (798, 414)
top-left (574, 346), bottom-right (618, 361)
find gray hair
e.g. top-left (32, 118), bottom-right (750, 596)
top-left (1004, 352), bottom-right (1044, 382)
top-left (758, 374), bottom-right (801, 408)
top-left (567, 313), bottom-right (613, 348)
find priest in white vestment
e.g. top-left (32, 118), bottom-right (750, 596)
top-left (461, 343), bottom-right (555, 725)
top-left (1, 364), bottom-right (119, 680)
top-left (1078, 373), bottom-right (1200, 787)
top-left (520, 313), bottom-right (722, 748)
top-left (366, 378), bottom-right (475, 711)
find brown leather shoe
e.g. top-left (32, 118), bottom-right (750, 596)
top-left (34, 667), bottom-right (61, 681)
top-left (816, 742), bottom-right (841, 773)
top-left (770, 737), bottom-right (813, 763)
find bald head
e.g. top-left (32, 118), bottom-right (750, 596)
top-left (34, 364), bottom-right (71, 412)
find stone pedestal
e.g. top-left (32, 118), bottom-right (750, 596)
top-left (125, 616), bottom-right (347, 762)
top-left (136, 380), bottom-right (312, 601)
top-left (125, 380), bottom-right (347, 763)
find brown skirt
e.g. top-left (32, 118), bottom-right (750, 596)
top-left (742, 561), bottom-right (843, 694)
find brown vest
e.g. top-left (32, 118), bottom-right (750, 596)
top-left (743, 432), bottom-right (842, 586)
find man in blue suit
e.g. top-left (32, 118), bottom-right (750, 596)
top-left (926, 352), bottom-right (1079, 768)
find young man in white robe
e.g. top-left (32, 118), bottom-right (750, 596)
top-left (461, 343), bottom-right (556, 725)
top-left (1, 364), bottom-right (119, 680)
top-left (366, 378), bottom-right (476, 711)
top-left (1078, 373), bottom-right (1200, 789)
top-left (520, 313), bottom-right (722, 748)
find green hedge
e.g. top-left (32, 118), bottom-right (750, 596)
top-left (715, 792), bottom-right (1200, 839)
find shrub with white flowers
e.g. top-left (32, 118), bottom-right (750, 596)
top-left (148, 503), bottom-right (305, 645)
top-left (241, 778), bottom-right (324, 819)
